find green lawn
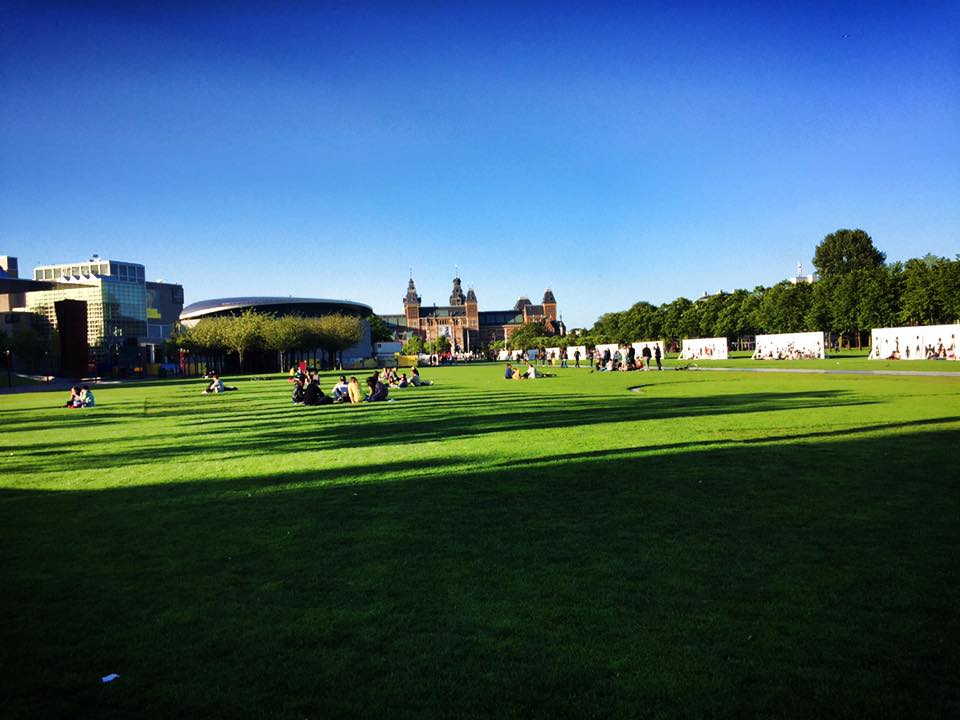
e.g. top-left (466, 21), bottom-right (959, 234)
top-left (2, 365), bottom-right (958, 718)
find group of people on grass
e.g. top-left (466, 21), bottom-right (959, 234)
top-left (290, 366), bottom-right (431, 406)
top-left (63, 385), bottom-right (95, 408)
top-left (503, 362), bottom-right (554, 380)
top-left (594, 345), bottom-right (662, 372)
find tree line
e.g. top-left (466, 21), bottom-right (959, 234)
top-left (172, 310), bottom-right (363, 371)
top-left (585, 229), bottom-right (960, 349)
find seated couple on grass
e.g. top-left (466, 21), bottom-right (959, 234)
top-left (64, 385), bottom-right (95, 408)
top-left (504, 362), bottom-right (553, 380)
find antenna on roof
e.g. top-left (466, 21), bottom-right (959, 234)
top-left (454, 264), bottom-right (459, 278)
top-left (409, 266), bottom-right (413, 280)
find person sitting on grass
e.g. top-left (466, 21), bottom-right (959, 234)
top-left (303, 377), bottom-right (334, 406)
top-left (410, 367), bottom-right (431, 386)
top-left (331, 375), bottom-right (350, 402)
top-left (203, 372), bottom-right (237, 394)
top-left (365, 375), bottom-right (389, 402)
top-left (291, 376), bottom-right (305, 404)
top-left (504, 363), bottom-right (515, 380)
top-left (64, 385), bottom-right (81, 408)
top-left (348, 376), bottom-right (364, 404)
top-left (391, 373), bottom-right (408, 388)
top-left (74, 384), bottom-right (95, 408)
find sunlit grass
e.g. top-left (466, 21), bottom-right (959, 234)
top-left (2, 365), bottom-right (958, 717)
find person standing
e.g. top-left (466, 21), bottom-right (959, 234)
top-left (560, 348), bottom-right (568, 369)
top-left (641, 344), bottom-right (652, 371)
top-left (654, 343), bottom-right (662, 371)
top-left (574, 349), bottom-right (581, 368)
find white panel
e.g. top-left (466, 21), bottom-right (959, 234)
top-left (870, 324), bottom-right (960, 360)
top-left (680, 337), bottom-right (729, 360)
top-left (753, 332), bottom-right (826, 359)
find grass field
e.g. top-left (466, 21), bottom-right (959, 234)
top-left (2, 364), bottom-right (959, 718)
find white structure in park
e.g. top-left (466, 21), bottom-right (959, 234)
top-left (753, 331), bottom-right (825, 359)
top-left (632, 340), bottom-right (666, 361)
top-left (871, 325), bottom-right (959, 360)
top-left (680, 337), bottom-right (729, 360)
top-left (565, 345), bottom-right (587, 363)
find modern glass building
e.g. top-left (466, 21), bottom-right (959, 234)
top-left (21, 257), bottom-right (182, 366)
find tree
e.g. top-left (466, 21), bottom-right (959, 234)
top-left (813, 228), bottom-right (886, 277)
top-left (263, 315), bottom-right (308, 371)
top-left (368, 314), bottom-right (395, 344)
top-left (402, 335), bottom-right (424, 356)
top-left (507, 321), bottom-right (547, 351)
top-left (756, 282), bottom-right (811, 334)
top-left (312, 314), bottom-right (363, 368)
top-left (660, 298), bottom-right (693, 341)
top-left (220, 309), bottom-right (267, 371)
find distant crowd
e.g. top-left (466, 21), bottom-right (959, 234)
top-left (289, 365), bottom-right (431, 406)
top-left (593, 345), bottom-right (662, 372)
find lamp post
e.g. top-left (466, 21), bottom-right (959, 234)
top-left (5, 349), bottom-right (11, 389)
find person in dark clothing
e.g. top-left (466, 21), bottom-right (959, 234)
top-left (291, 377), bottom-right (306, 404)
top-left (654, 344), bottom-right (662, 371)
top-left (366, 376), bottom-right (389, 402)
top-left (641, 344), bottom-right (652, 371)
top-left (627, 345), bottom-right (636, 370)
top-left (303, 378), bottom-right (333, 406)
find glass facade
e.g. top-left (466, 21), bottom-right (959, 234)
top-left (24, 278), bottom-right (147, 360)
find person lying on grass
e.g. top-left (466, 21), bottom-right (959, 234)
top-left (202, 372), bottom-right (237, 394)
top-left (409, 367), bottom-right (431, 386)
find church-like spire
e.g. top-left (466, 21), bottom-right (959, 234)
top-left (466, 287), bottom-right (477, 303)
top-left (404, 276), bottom-right (421, 305)
top-left (449, 276), bottom-right (466, 306)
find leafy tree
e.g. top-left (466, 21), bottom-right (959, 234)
top-left (312, 314), bottom-right (363, 368)
top-left (813, 228), bottom-right (886, 277)
top-left (507, 321), bottom-right (547, 351)
top-left (715, 289), bottom-right (751, 340)
top-left (220, 309), bottom-right (267, 371)
top-left (756, 282), bottom-right (811, 334)
top-left (435, 335), bottom-right (451, 355)
top-left (660, 298), bottom-right (692, 341)
top-left (263, 315), bottom-right (308, 371)
top-left (856, 265), bottom-right (903, 334)
top-left (368, 314), bottom-right (395, 343)
top-left (900, 258), bottom-right (941, 325)
top-left (402, 335), bottom-right (425, 356)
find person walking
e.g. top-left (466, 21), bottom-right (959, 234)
top-left (574, 349), bottom-right (581, 368)
top-left (560, 348), bottom-right (568, 369)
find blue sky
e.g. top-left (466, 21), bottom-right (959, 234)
top-left (2, 1), bottom-right (957, 327)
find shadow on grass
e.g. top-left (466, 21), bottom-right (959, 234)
top-left (3, 389), bottom-right (879, 473)
top-left (1, 428), bottom-right (958, 719)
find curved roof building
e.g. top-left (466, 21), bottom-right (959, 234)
top-left (180, 296), bottom-right (373, 327)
